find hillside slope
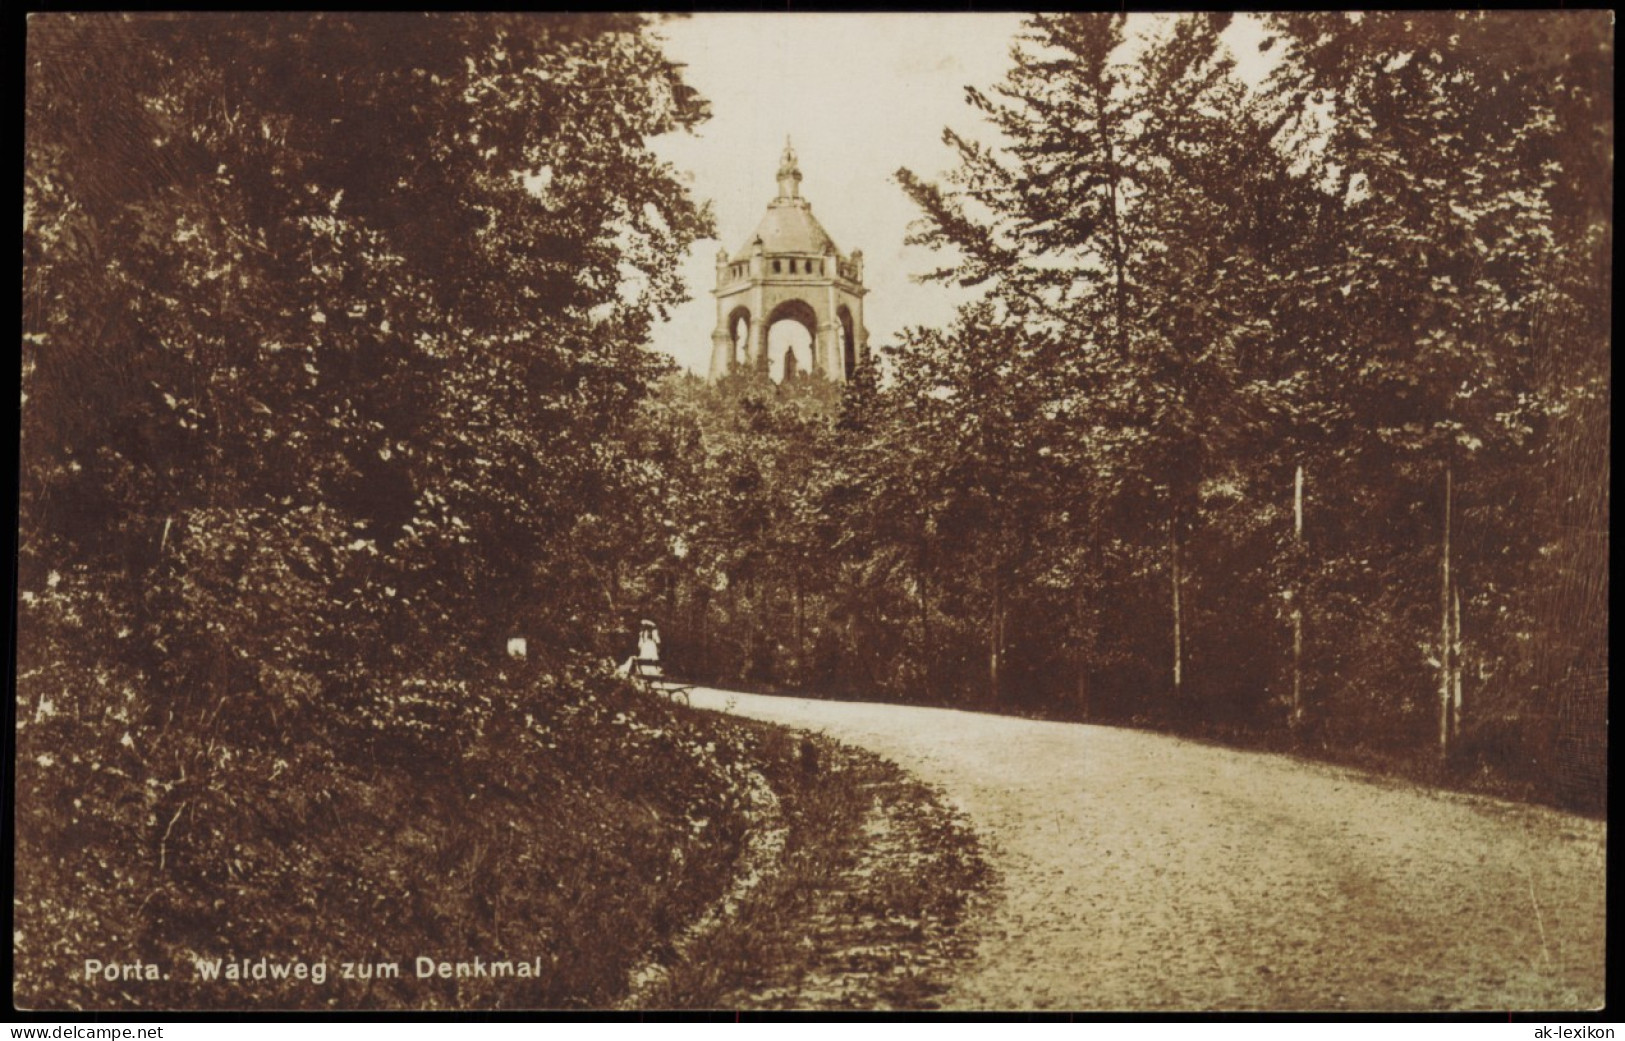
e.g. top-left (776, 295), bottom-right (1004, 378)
top-left (15, 653), bottom-right (766, 1011)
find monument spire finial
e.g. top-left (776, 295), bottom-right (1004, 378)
top-left (777, 136), bottom-right (802, 199)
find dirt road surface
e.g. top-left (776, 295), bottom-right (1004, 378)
top-left (686, 688), bottom-right (1605, 1011)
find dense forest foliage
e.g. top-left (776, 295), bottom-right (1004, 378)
top-left (18, 13), bottom-right (769, 1009)
top-left (630, 13), bottom-right (1609, 811)
top-left (13, 10), bottom-right (1611, 1009)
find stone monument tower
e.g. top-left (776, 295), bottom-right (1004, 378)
top-left (709, 139), bottom-right (869, 381)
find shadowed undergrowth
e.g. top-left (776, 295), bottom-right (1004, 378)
top-left (14, 653), bottom-right (781, 1011)
top-left (636, 725), bottom-right (993, 1010)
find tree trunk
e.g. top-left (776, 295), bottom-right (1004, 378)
top-left (988, 591), bottom-right (1001, 698)
top-left (1439, 466), bottom-right (1453, 758)
top-left (794, 571), bottom-right (805, 665)
top-left (918, 545), bottom-right (932, 695)
top-left (1292, 463), bottom-right (1304, 722)
top-left (1074, 577), bottom-right (1090, 718)
top-left (1451, 585), bottom-right (1464, 742)
top-left (1171, 506), bottom-right (1183, 697)
top-left (728, 575), bottom-right (740, 679)
top-left (989, 561), bottom-right (1003, 703)
top-left (1098, 85), bottom-right (1130, 356)
top-left (695, 586), bottom-right (709, 678)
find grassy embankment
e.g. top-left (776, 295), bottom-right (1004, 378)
top-left (16, 656), bottom-right (754, 1010)
top-left (633, 723), bottom-right (992, 1011)
top-left (15, 652), bottom-right (990, 1011)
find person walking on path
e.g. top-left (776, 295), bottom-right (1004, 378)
top-left (623, 619), bottom-right (662, 678)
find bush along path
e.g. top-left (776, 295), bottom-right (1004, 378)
top-left (14, 661), bottom-right (770, 1011)
top-left (630, 717), bottom-right (993, 1011)
top-left (15, 649), bottom-right (988, 1011)
top-left (617, 761), bottom-right (788, 1006)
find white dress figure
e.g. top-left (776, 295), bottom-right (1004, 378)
top-left (625, 620), bottom-right (662, 679)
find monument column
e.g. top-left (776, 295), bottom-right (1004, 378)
top-left (815, 322), bottom-right (838, 378)
top-left (711, 327), bottom-right (733, 376)
top-left (823, 279), bottom-right (841, 376)
top-left (710, 248), bottom-right (732, 376)
top-left (748, 239), bottom-right (768, 372)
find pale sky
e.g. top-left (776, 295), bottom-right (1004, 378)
top-left (646, 13), bottom-right (1274, 374)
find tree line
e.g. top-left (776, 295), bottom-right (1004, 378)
top-left (631, 13), bottom-right (1609, 811)
top-left (20, 14), bottom-right (758, 1007)
top-left (22, 14), bottom-right (712, 687)
top-left (17, 12), bottom-right (1608, 866)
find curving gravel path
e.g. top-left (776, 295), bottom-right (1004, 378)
top-left (686, 688), bottom-right (1605, 1012)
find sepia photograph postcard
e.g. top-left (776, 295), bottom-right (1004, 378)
top-left (16, 11), bottom-right (1609, 1014)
